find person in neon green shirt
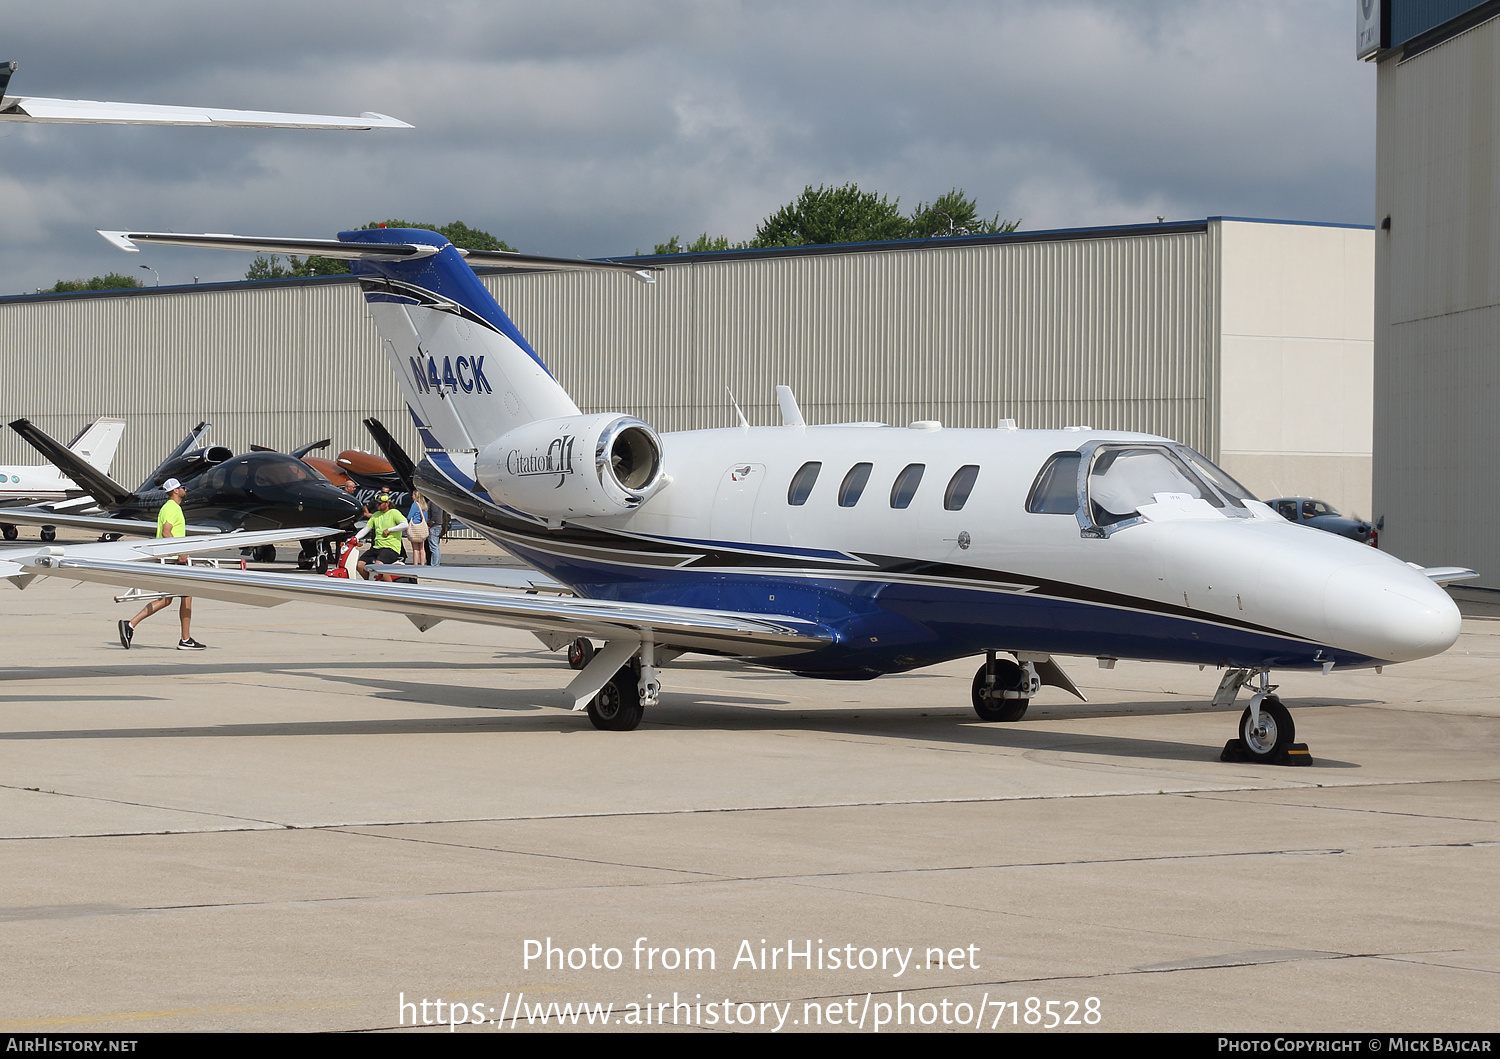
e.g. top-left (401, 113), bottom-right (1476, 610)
top-left (118, 477), bottom-right (206, 650)
top-left (355, 493), bottom-right (409, 582)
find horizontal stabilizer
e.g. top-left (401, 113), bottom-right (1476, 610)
top-left (98, 230), bottom-right (660, 279)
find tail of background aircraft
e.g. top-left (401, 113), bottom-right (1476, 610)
top-left (9, 419), bottom-right (133, 507)
top-left (138, 422), bottom-right (211, 491)
top-left (64, 416), bottom-right (126, 473)
top-left (342, 228), bottom-right (580, 453)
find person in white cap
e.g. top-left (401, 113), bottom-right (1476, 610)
top-left (118, 477), bottom-right (205, 650)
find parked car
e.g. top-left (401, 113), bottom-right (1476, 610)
top-left (1268, 497), bottom-right (1376, 545)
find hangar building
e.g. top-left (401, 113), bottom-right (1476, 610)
top-left (1361, 0), bottom-right (1500, 586)
top-left (0, 217), bottom-right (1373, 519)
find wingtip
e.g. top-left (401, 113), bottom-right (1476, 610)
top-left (97, 230), bottom-right (139, 252)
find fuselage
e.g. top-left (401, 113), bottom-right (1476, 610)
top-left (0, 465), bottom-right (82, 504)
top-left (412, 422), bottom-right (1462, 678)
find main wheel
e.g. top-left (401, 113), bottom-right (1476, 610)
top-left (313, 551), bottom-right (329, 575)
top-left (1, 524), bottom-right (16, 541)
top-left (567, 637), bottom-right (595, 670)
top-left (971, 661), bottom-right (1029, 722)
top-left (1239, 696), bottom-right (1294, 761)
top-left (40, 526), bottom-right (56, 542)
top-left (587, 667), bottom-right (644, 731)
top-left (253, 545), bottom-right (277, 563)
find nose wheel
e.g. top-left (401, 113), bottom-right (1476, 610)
top-left (1218, 672), bottom-right (1312, 765)
top-left (1238, 696), bottom-right (1294, 760)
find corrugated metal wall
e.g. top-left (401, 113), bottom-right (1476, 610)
top-left (495, 228), bottom-right (1220, 452)
top-left (1375, 15), bottom-right (1500, 582)
top-left (0, 227), bottom-right (1220, 493)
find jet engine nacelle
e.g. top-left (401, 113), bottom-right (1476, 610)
top-left (150, 445), bottom-right (233, 487)
top-left (475, 413), bottom-right (665, 520)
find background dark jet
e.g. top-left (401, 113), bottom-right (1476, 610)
top-left (7, 418), bottom-right (361, 559)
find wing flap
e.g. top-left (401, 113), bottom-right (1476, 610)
top-left (27, 557), bottom-right (833, 658)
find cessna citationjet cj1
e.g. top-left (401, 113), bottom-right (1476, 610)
top-left (31, 226), bottom-right (1471, 762)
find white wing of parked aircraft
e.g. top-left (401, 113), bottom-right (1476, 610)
top-left (45, 224), bottom-right (1475, 760)
top-left (0, 62), bottom-right (410, 129)
top-left (1, 527), bottom-right (337, 586)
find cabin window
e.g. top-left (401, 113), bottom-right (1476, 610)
top-left (1026, 453), bottom-right (1081, 514)
top-left (889, 463), bottom-right (925, 508)
top-left (943, 465), bottom-right (980, 511)
top-left (838, 463), bottom-right (873, 507)
top-left (787, 461), bottom-right (822, 506)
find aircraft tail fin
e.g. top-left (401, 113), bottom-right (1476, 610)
top-left (342, 227), bottom-right (583, 452)
top-left (9, 418), bottom-right (133, 507)
top-left (140, 422), bottom-right (210, 490)
top-left (362, 417), bottom-right (416, 496)
top-left (64, 416), bottom-right (127, 473)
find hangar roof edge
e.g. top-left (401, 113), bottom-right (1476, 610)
top-left (0, 216), bottom-right (1372, 305)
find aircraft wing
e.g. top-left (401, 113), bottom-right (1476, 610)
top-left (24, 555), bottom-right (833, 660)
top-left (1, 528), bottom-right (337, 586)
top-left (364, 564), bottom-right (571, 594)
top-left (0, 96), bottom-right (410, 129)
top-left (0, 506), bottom-right (225, 537)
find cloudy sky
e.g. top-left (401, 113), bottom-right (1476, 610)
top-left (1, 1), bottom-right (1372, 293)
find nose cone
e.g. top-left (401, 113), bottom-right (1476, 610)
top-left (1323, 563), bottom-right (1462, 663)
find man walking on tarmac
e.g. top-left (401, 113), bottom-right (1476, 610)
top-left (117, 477), bottom-right (206, 651)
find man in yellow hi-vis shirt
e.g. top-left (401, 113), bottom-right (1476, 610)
top-left (118, 477), bottom-right (206, 650)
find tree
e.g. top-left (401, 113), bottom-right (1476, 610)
top-left (907, 189), bottom-right (1018, 238)
top-left (647, 184), bottom-right (1018, 254)
top-left (651, 233), bottom-right (735, 255)
top-left (243, 220), bottom-right (517, 280)
top-left (46, 273), bottom-right (142, 293)
top-left (751, 184), bottom-right (910, 247)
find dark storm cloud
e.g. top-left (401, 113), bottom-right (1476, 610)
top-left (0, 1), bottom-right (1371, 292)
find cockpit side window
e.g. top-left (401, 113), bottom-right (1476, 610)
top-left (1087, 446), bottom-right (1221, 527)
top-left (1026, 453), bottom-right (1081, 514)
top-left (838, 463), bottom-right (873, 507)
top-left (943, 465), bottom-right (980, 511)
top-left (787, 462), bottom-right (821, 506)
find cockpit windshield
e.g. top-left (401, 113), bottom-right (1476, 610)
top-left (1174, 446), bottom-right (1257, 504)
top-left (1087, 446), bottom-right (1221, 526)
top-left (250, 456), bottom-right (320, 487)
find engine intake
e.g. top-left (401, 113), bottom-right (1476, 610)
top-left (476, 413), bottom-right (665, 520)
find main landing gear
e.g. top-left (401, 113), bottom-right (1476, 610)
top-left (567, 638), bottom-right (669, 732)
top-left (971, 651), bottom-right (1039, 722)
top-left (1216, 669), bottom-right (1311, 766)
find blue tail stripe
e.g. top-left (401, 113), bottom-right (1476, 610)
top-left (340, 227), bottom-right (550, 374)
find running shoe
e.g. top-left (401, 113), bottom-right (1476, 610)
top-left (118, 620), bottom-right (133, 649)
top-left (177, 638), bottom-right (207, 651)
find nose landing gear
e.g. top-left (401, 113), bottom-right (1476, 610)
top-left (1218, 669), bottom-right (1312, 766)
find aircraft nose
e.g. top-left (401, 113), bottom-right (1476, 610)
top-left (1323, 564), bottom-right (1462, 663)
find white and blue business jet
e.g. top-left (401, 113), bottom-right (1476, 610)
top-left (33, 226), bottom-right (1471, 761)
